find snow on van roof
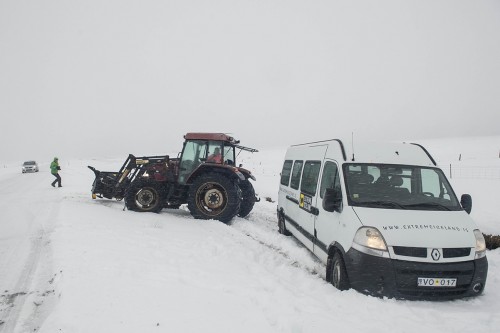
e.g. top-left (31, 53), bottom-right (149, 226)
top-left (288, 139), bottom-right (437, 166)
top-left (347, 141), bottom-right (436, 166)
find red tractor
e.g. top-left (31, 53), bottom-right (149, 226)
top-left (88, 133), bottom-right (258, 222)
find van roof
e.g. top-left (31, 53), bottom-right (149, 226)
top-left (288, 139), bottom-right (437, 166)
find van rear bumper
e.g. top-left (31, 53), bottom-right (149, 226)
top-left (344, 248), bottom-right (488, 300)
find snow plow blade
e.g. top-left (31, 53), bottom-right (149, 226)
top-left (87, 165), bottom-right (125, 200)
top-left (88, 154), bottom-right (170, 201)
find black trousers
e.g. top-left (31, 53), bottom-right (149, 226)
top-left (51, 173), bottom-right (62, 187)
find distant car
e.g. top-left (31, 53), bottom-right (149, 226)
top-left (22, 161), bottom-right (39, 173)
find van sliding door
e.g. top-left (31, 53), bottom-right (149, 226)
top-left (285, 144), bottom-right (327, 251)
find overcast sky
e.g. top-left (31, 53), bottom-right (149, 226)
top-left (1, 0), bottom-right (499, 162)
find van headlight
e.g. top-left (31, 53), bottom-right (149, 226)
top-left (352, 227), bottom-right (390, 258)
top-left (474, 229), bottom-right (486, 259)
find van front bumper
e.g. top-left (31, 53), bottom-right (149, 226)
top-left (343, 248), bottom-right (488, 300)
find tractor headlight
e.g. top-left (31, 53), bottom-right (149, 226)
top-left (474, 229), bottom-right (486, 259)
top-left (352, 227), bottom-right (389, 258)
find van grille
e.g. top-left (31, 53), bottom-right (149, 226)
top-left (443, 248), bottom-right (471, 258)
top-left (392, 247), bottom-right (472, 259)
top-left (393, 260), bottom-right (474, 297)
top-left (393, 246), bottom-right (427, 258)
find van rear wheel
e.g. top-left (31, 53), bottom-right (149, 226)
top-left (331, 252), bottom-right (350, 291)
top-left (277, 211), bottom-right (291, 236)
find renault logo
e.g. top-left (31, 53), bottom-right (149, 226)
top-left (431, 249), bottom-right (441, 261)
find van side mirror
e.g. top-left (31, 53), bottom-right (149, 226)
top-left (323, 188), bottom-right (342, 213)
top-left (460, 194), bottom-right (472, 214)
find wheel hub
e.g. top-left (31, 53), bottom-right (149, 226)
top-left (137, 189), bottom-right (155, 206)
top-left (204, 188), bottom-right (224, 209)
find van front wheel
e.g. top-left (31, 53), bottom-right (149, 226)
top-left (331, 252), bottom-right (350, 291)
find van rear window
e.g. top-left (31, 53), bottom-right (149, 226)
top-left (290, 160), bottom-right (303, 190)
top-left (280, 160), bottom-right (293, 186)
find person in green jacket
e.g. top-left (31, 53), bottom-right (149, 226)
top-left (50, 157), bottom-right (62, 187)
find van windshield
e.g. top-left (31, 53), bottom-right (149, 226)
top-left (343, 164), bottom-right (462, 211)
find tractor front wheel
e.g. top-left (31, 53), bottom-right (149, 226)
top-left (125, 181), bottom-right (164, 213)
top-left (187, 173), bottom-right (241, 223)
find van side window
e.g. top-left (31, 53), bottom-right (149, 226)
top-left (320, 161), bottom-right (340, 198)
top-left (300, 161), bottom-right (321, 196)
top-left (280, 160), bottom-right (293, 186)
top-left (290, 160), bottom-right (304, 190)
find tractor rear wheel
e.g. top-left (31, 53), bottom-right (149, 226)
top-left (125, 181), bottom-right (164, 213)
top-left (187, 172), bottom-right (241, 223)
top-left (238, 180), bottom-right (256, 218)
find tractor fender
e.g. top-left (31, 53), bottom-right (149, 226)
top-left (186, 164), bottom-right (245, 184)
top-left (237, 167), bottom-right (256, 181)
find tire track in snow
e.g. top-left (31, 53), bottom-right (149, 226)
top-left (0, 171), bottom-right (60, 332)
top-left (230, 205), bottom-right (327, 279)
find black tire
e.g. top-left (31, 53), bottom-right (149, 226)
top-left (125, 181), bottom-right (164, 213)
top-left (187, 172), bottom-right (241, 223)
top-left (330, 252), bottom-right (350, 291)
top-left (238, 180), bottom-right (256, 218)
top-left (277, 211), bottom-right (291, 236)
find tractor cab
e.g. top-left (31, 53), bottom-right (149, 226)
top-left (177, 133), bottom-right (257, 185)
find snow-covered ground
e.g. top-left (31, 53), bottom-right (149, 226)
top-left (1, 137), bottom-right (499, 333)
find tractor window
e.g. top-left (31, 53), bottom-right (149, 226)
top-left (206, 141), bottom-right (235, 165)
top-left (182, 140), bottom-right (207, 163)
top-left (207, 141), bottom-right (223, 164)
top-left (223, 145), bottom-right (235, 165)
top-left (179, 140), bottom-right (207, 184)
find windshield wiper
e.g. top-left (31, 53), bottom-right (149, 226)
top-left (404, 202), bottom-right (452, 211)
top-left (357, 200), bottom-right (407, 209)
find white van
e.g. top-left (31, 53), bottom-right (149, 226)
top-left (277, 139), bottom-right (488, 300)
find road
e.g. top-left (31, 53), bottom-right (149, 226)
top-left (0, 160), bottom-right (499, 333)
top-left (0, 168), bottom-right (59, 332)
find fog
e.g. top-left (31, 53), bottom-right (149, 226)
top-left (1, 0), bottom-right (499, 162)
